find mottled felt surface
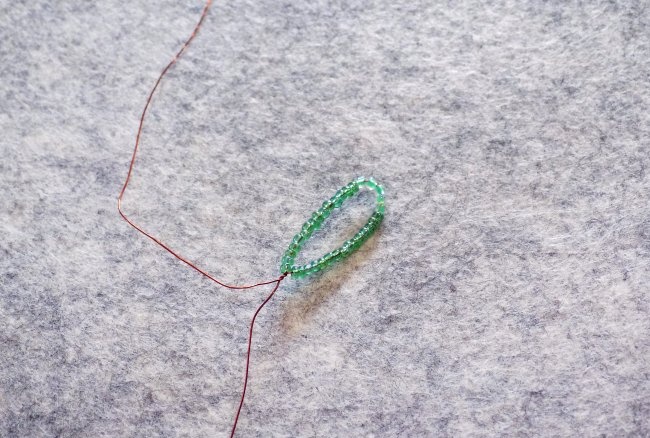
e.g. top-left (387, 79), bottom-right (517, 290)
top-left (1, 1), bottom-right (649, 437)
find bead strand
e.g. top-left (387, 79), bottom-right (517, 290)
top-left (280, 177), bottom-right (385, 278)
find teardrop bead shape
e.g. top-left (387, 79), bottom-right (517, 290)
top-left (280, 177), bottom-right (385, 278)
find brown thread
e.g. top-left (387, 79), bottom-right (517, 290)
top-left (116, 2), bottom-right (286, 435)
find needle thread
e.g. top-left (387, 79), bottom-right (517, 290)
top-left (116, 0), bottom-right (280, 290)
top-left (231, 273), bottom-right (287, 437)
top-left (116, 1), bottom-right (283, 435)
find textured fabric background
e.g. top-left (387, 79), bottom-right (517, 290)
top-left (1, 1), bottom-right (649, 437)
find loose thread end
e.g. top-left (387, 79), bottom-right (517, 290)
top-left (230, 276), bottom-right (284, 437)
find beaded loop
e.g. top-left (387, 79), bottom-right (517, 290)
top-left (280, 177), bottom-right (385, 278)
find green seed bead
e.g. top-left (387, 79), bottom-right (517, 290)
top-left (279, 177), bottom-right (385, 277)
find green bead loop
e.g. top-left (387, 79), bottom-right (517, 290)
top-left (280, 177), bottom-right (385, 278)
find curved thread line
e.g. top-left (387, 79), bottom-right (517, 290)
top-left (116, 0), bottom-right (282, 289)
top-left (116, 1), bottom-right (286, 436)
top-left (231, 273), bottom-right (287, 437)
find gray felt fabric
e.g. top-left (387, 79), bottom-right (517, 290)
top-left (1, 1), bottom-right (649, 437)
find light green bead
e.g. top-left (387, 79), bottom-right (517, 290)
top-left (280, 177), bottom-right (385, 278)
